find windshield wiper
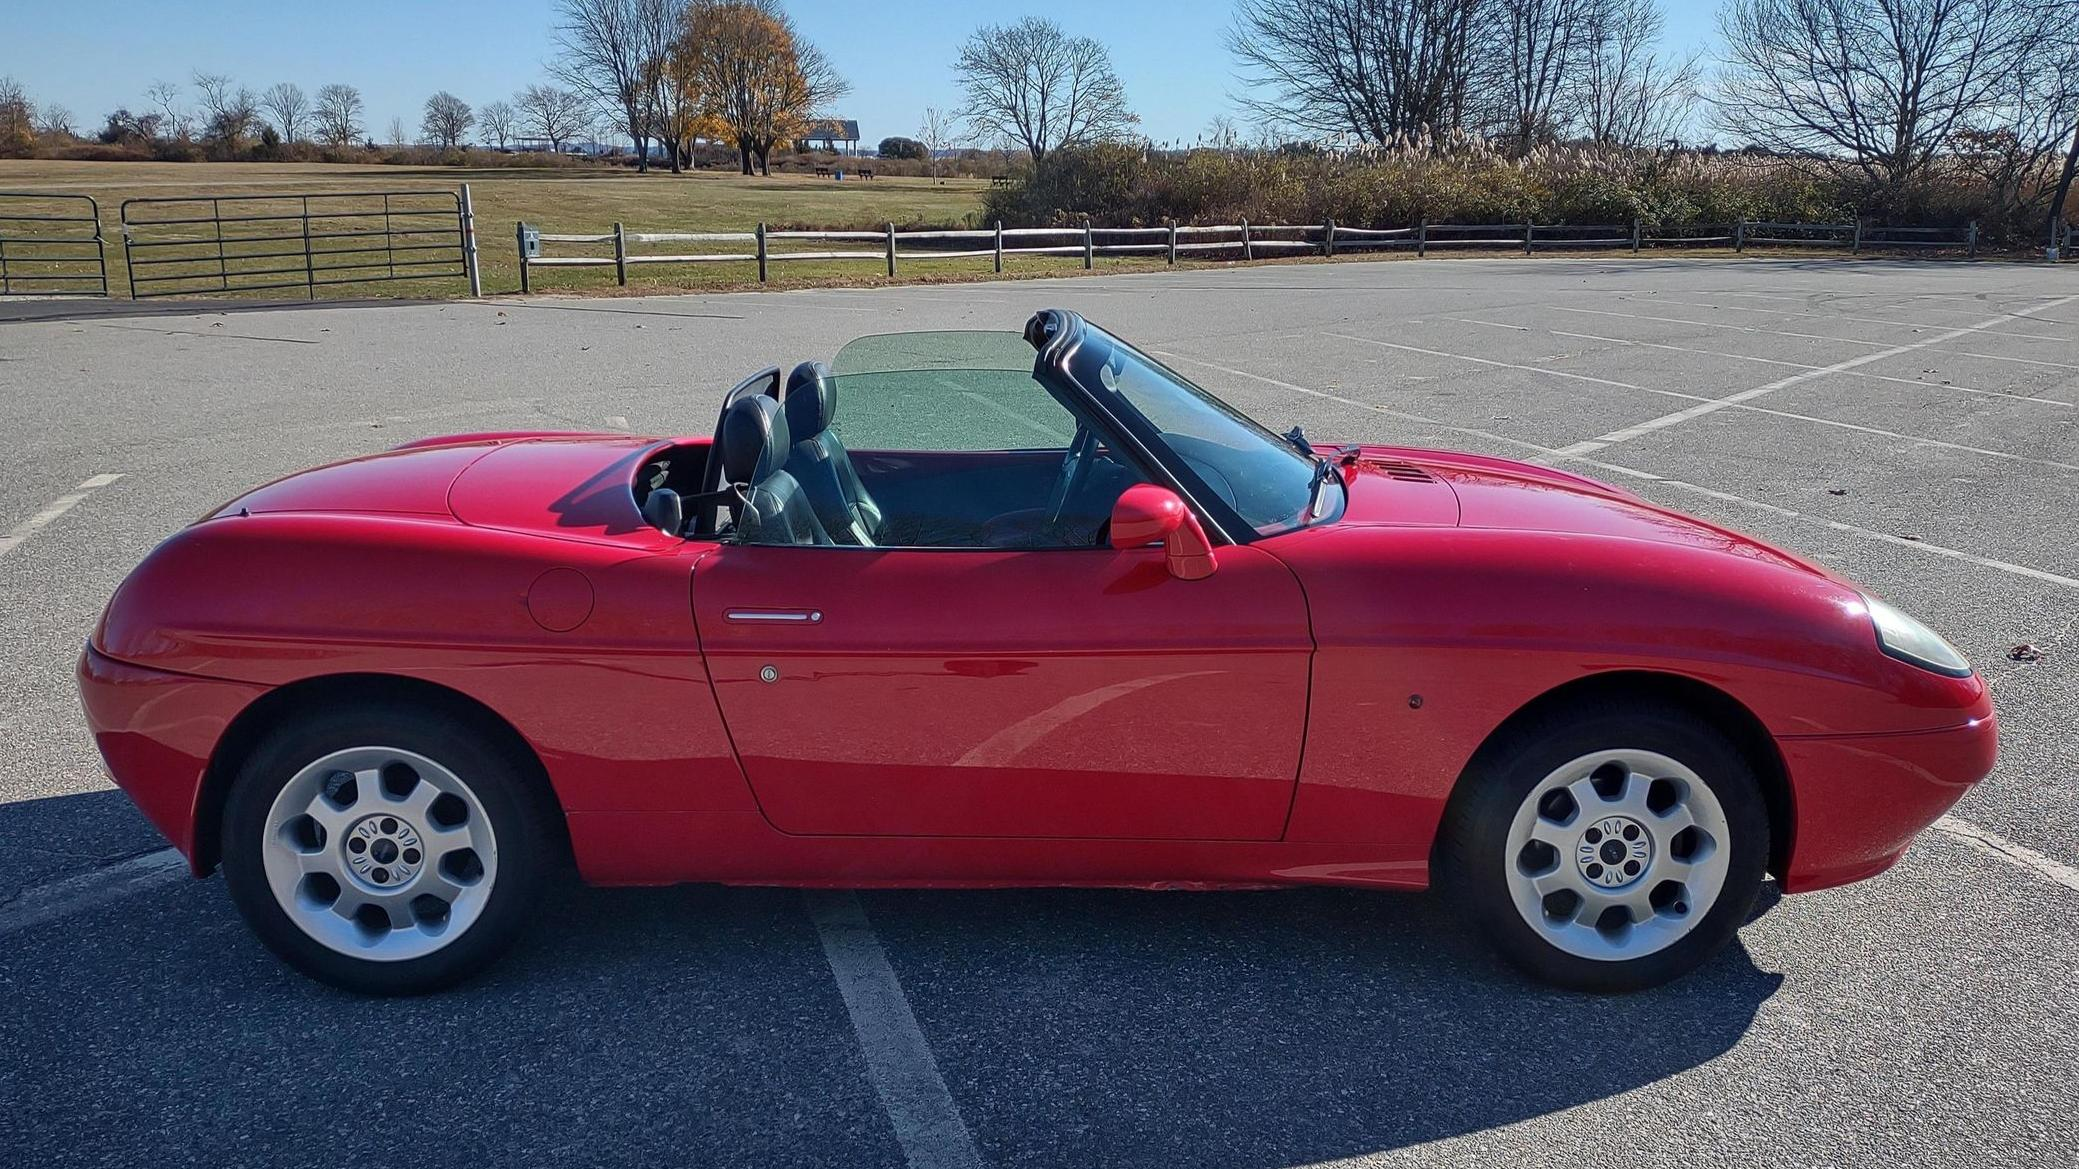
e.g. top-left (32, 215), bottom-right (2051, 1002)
top-left (1282, 425), bottom-right (1316, 456)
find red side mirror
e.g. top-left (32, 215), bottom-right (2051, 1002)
top-left (1109, 484), bottom-right (1216, 580)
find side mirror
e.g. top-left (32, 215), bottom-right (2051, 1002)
top-left (1109, 484), bottom-right (1216, 580)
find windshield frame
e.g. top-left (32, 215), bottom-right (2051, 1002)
top-left (1045, 314), bottom-right (1340, 543)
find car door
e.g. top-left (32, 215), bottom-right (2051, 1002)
top-left (691, 539), bottom-right (1312, 840)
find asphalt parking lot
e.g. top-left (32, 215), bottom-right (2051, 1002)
top-left (2, 255), bottom-right (2075, 1167)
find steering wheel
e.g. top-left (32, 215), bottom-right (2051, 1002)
top-left (1045, 424), bottom-right (1098, 527)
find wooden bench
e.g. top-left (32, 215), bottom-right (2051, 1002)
top-left (990, 174), bottom-right (1013, 188)
top-left (857, 168), bottom-right (874, 180)
top-left (814, 165), bottom-right (831, 178)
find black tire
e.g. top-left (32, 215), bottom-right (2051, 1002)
top-left (1435, 701), bottom-right (1769, 993)
top-left (222, 701), bottom-right (554, 995)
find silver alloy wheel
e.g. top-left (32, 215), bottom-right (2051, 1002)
top-left (259, 746), bottom-right (499, 962)
top-left (1502, 748), bottom-right (1731, 961)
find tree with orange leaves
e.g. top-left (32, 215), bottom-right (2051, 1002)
top-left (671, 0), bottom-right (847, 175)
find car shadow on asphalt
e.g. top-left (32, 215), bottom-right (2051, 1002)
top-left (5, 788), bottom-right (1783, 1168)
top-left (848, 884), bottom-right (1784, 1167)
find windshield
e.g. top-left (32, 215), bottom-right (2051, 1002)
top-left (1065, 326), bottom-right (1327, 535)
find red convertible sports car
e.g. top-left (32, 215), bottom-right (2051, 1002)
top-left (80, 309), bottom-right (1995, 995)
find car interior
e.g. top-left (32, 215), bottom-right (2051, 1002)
top-left (632, 334), bottom-right (1149, 550)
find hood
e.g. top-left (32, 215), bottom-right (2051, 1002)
top-left (211, 431), bottom-right (679, 547)
top-left (1334, 444), bottom-right (1825, 575)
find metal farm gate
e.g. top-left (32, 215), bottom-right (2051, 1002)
top-left (120, 189), bottom-right (479, 299)
top-left (0, 193), bottom-right (109, 296)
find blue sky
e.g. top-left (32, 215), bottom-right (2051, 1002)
top-left (7, 0), bottom-right (1720, 146)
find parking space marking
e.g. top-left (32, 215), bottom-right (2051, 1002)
top-left (1452, 319), bottom-right (2075, 409)
top-left (0, 473), bottom-right (124, 559)
top-left (1160, 349), bottom-right (2079, 592)
top-left (805, 891), bottom-right (984, 1169)
top-left (1644, 296), bottom-right (2077, 346)
top-left (0, 847), bottom-right (187, 937)
top-left (1932, 817), bottom-right (2079, 894)
top-left (1550, 295), bottom-right (2079, 458)
top-left (1323, 330), bottom-right (2079, 471)
top-left (1576, 460), bottom-right (2079, 589)
top-left (1552, 305), bottom-right (1901, 348)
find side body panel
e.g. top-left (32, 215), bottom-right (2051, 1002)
top-left (93, 513), bottom-right (751, 821)
top-left (1267, 522), bottom-right (1993, 886)
top-left (689, 541), bottom-right (1314, 840)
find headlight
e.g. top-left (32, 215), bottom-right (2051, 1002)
top-left (1863, 594), bottom-right (1971, 677)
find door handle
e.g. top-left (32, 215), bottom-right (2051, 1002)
top-left (725, 608), bottom-right (824, 624)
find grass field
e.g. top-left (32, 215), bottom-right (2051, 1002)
top-left (0, 160), bottom-right (998, 298)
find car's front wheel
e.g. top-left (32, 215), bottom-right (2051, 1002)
top-left (1437, 704), bottom-right (1769, 992)
top-left (222, 703), bottom-right (553, 995)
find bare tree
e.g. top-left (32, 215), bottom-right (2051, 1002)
top-left (421, 92), bottom-right (474, 148)
top-left (261, 82), bottom-right (308, 143)
top-left (954, 17), bottom-right (1135, 166)
top-left (917, 106), bottom-right (961, 177)
top-left (517, 84), bottom-right (589, 151)
top-left (193, 73), bottom-right (258, 154)
top-left (553, 0), bottom-right (684, 172)
top-left (0, 78), bottom-right (33, 155)
top-left (1203, 114), bottom-right (1242, 154)
top-left (1484, 0), bottom-right (1598, 150)
top-left (146, 78), bottom-right (192, 141)
top-left (313, 83), bottom-right (364, 148)
top-left (1574, 0), bottom-right (1698, 146)
top-left (1228, 0), bottom-right (1486, 147)
top-left (480, 99), bottom-right (517, 149)
top-left (36, 103), bottom-right (76, 140)
top-left (1716, 0), bottom-right (2058, 208)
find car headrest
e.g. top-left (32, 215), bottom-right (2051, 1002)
top-left (784, 361), bottom-right (836, 441)
top-left (720, 394), bottom-right (791, 486)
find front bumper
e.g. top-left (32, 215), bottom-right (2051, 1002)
top-left (1777, 713), bottom-right (1998, 893)
top-left (77, 645), bottom-right (266, 872)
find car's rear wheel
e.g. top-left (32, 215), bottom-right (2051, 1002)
top-left (222, 704), bottom-right (552, 995)
top-left (1437, 704), bottom-right (1769, 992)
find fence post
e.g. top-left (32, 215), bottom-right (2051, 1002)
top-left (1966, 220), bottom-right (1978, 258)
top-left (1524, 218), bottom-right (1534, 256)
top-left (885, 222), bottom-right (896, 277)
top-left (613, 222), bottom-right (627, 286)
top-left (1323, 218), bottom-right (1335, 257)
top-left (516, 220), bottom-right (530, 293)
top-left (1166, 219), bottom-right (1177, 264)
top-left (756, 222), bottom-right (768, 282)
top-left (458, 183), bottom-right (482, 297)
top-left (1851, 219), bottom-right (1861, 254)
top-left (1631, 217), bottom-right (1641, 254)
top-left (993, 220), bottom-right (1003, 273)
top-left (1083, 218), bottom-right (1094, 269)
top-left (301, 194), bottom-right (317, 297)
top-left (1240, 217), bottom-right (1253, 261)
top-left (1735, 219), bottom-right (1745, 253)
top-left (1417, 218), bottom-right (1428, 258)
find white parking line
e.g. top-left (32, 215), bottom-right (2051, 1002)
top-left (1160, 348), bottom-right (2079, 592)
top-left (1449, 318), bottom-right (2075, 409)
top-left (1931, 817), bottom-right (2079, 894)
top-left (1551, 295), bottom-right (2079, 458)
top-left (1576, 460), bottom-right (2079, 589)
top-left (0, 847), bottom-right (188, 937)
top-left (804, 891), bottom-right (984, 1169)
top-left (1644, 296), bottom-right (2078, 347)
top-left (1320, 329), bottom-right (2079, 472)
top-left (0, 473), bottom-right (123, 559)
